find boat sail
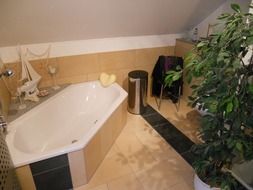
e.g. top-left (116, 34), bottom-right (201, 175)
top-left (18, 47), bottom-right (42, 101)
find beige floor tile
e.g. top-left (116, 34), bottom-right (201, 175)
top-left (115, 126), bottom-right (158, 172)
top-left (122, 113), bottom-right (147, 133)
top-left (135, 160), bottom-right (186, 190)
top-left (166, 154), bottom-right (194, 174)
top-left (79, 152), bottom-right (133, 189)
top-left (75, 184), bottom-right (108, 190)
top-left (169, 181), bottom-right (194, 190)
top-left (105, 144), bottom-right (121, 159)
top-left (107, 174), bottom-right (144, 190)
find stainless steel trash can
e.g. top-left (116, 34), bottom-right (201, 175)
top-left (128, 70), bottom-right (148, 114)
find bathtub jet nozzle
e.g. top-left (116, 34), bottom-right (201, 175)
top-left (0, 69), bottom-right (14, 78)
top-left (0, 115), bottom-right (7, 135)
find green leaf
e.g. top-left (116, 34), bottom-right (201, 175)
top-left (196, 41), bottom-right (207, 48)
top-left (172, 74), bottom-right (180, 81)
top-left (190, 85), bottom-right (198, 89)
top-left (248, 84), bottom-right (253, 94)
top-left (246, 36), bottom-right (253, 45)
top-left (233, 97), bottom-right (239, 109)
top-left (186, 74), bottom-right (193, 84)
top-left (232, 59), bottom-right (241, 69)
top-left (175, 65), bottom-right (182, 71)
top-left (217, 13), bottom-right (230, 20)
top-left (226, 102), bottom-right (233, 113)
top-left (231, 4), bottom-right (241, 13)
top-left (236, 142), bottom-right (243, 152)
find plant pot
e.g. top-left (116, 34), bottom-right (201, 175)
top-left (194, 174), bottom-right (220, 190)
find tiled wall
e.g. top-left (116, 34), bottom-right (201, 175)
top-left (4, 46), bottom-right (174, 97)
top-left (0, 78), bottom-right (11, 118)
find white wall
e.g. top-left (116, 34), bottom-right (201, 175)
top-left (0, 34), bottom-right (184, 64)
top-left (0, 0), bottom-right (225, 47)
top-left (190, 0), bottom-right (251, 39)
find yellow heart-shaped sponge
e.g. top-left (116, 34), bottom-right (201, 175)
top-left (99, 72), bottom-right (116, 87)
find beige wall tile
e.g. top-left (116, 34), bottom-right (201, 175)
top-left (30, 59), bottom-right (51, 81)
top-left (0, 79), bottom-right (11, 118)
top-left (175, 40), bottom-right (194, 57)
top-left (135, 46), bottom-right (174, 67)
top-left (16, 165), bottom-right (36, 190)
top-left (98, 50), bottom-right (135, 71)
top-left (88, 73), bottom-right (100, 81)
top-left (2, 46), bottom-right (176, 95)
top-left (118, 69), bottom-right (132, 91)
top-left (56, 75), bottom-right (88, 85)
top-left (58, 54), bottom-right (99, 78)
top-left (68, 150), bottom-right (88, 188)
top-left (3, 62), bottom-right (20, 95)
top-left (167, 46), bottom-right (175, 55)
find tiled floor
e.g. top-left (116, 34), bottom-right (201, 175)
top-left (75, 97), bottom-right (200, 190)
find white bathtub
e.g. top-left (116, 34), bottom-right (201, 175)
top-left (6, 81), bottom-right (127, 167)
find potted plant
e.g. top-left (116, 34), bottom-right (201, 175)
top-left (165, 4), bottom-right (253, 190)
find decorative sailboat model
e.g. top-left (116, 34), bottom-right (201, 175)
top-left (17, 47), bottom-right (42, 102)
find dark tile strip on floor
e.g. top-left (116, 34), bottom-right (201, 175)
top-left (141, 105), bottom-right (195, 165)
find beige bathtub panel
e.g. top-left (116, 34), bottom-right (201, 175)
top-left (100, 117), bottom-right (114, 159)
top-left (121, 99), bottom-right (127, 129)
top-left (68, 150), bottom-right (88, 187)
top-left (16, 165), bottom-right (36, 190)
top-left (98, 50), bottom-right (136, 71)
top-left (84, 130), bottom-right (102, 181)
top-left (111, 106), bottom-right (123, 141)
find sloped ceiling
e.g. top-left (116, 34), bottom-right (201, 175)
top-left (0, 0), bottom-right (226, 47)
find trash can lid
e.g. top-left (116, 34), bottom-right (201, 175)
top-left (128, 70), bottom-right (148, 79)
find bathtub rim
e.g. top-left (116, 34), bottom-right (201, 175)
top-left (6, 80), bottom-right (128, 167)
